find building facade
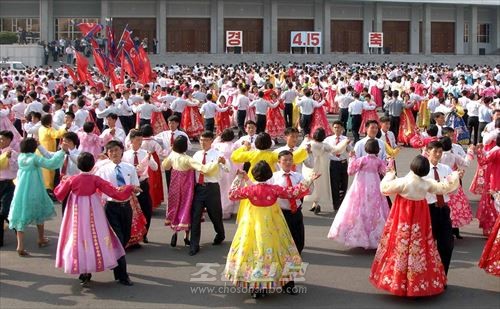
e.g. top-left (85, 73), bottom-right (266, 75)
top-left (1, 0), bottom-right (499, 55)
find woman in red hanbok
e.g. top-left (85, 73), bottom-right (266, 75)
top-left (359, 94), bottom-right (379, 136)
top-left (126, 196), bottom-right (147, 248)
top-left (310, 92), bottom-right (333, 137)
top-left (324, 86), bottom-right (338, 114)
top-left (370, 76), bottom-right (384, 108)
top-left (181, 93), bottom-right (204, 139)
top-left (479, 213), bottom-right (500, 276)
top-left (370, 155), bottom-right (460, 297)
top-left (215, 95), bottom-right (231, 136)
top-left (265, 92), bottom-right (286, 140)
top-left (398, 93), bottom-right (419, 146)
top-left (140, 125), bottom-right (165, 209)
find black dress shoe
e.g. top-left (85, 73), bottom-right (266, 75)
top-left (212, 236), bottom-right (225, 245)
top-left (314, 205), bottom-right (321, 215)
top-left (189, 246), bottom-right (200, 256)
top-left (118, 278), bottom-right (134, 286)
top-left (184, 238), bottom-right (190, 246)
top-left (170, 233), bottom-right (177, 247)
top-left (143, 236), bottom-right (149, 243)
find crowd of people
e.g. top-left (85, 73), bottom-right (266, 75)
top-left (0, 61), bottom-right (499, 298)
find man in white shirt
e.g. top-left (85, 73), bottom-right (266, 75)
top-left (189, 131), bottom-right (226, 256)
top-left (95, 140), bottom-right (140, 286)
top-left (354, 120), bottom-right (386, 160)
top-left (133, 94), bottom-right (161, 127)
top-left (424, 141), bottom-right (461, 276)
top-left (296, 89), bottom-right (324, 136)
top-left (170, 91), bottom-right (198, 125)
top-left (280, 83), bottom-right (298, 127)
top-left (100, 113), bottom-right (126, 144)
top-left (200, 93), bottom-right (228, 133)
top-left (465, 94), bottom-right (481, 145)
top-left (250, 91), bottom-right (279, 133)
top-left (122, 130), bottom-right (158, 243)
top-left (233, 87), bottom-right (250, 137)
top-left (348, 93), bottom-right (365, 143)
top-left (478, 97), bottom-right (494, 143)
top-left (275, 127), bottom-right (313, 174)
top-left (335, 88), bottom-right (353, 130)
top-left (74, 99), bottom-right (89, 129)
top-left (52, 99), bottom-right (66, 129)
top-left (11, 95), bottom-right (27, 134)
top-left (24, 93), bottom-right (44, 117)
top-left (118, 91), bottom-right (135, 135)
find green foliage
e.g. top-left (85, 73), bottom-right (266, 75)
top-left (0, 32), bottom-right (18, 45)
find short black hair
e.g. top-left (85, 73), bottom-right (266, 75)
top-left (426, 141), bottom-right (443, 151)
top-left (83, 121), bottom-right (95, 133)
top-left (379, 116), bottom-right (390, 123)
top-left (284, 127), bottom-right (299, 136)
top-left (410, 155), bottom-right (430, 177)
top-left (172, 135), bottom-right (188, 153)
top-left (65, 111), bottom-right (75, 120)
top-left (106, 113), bottom-right (118, 120)
top-left (433, 112), bottom-right (445, 120)
top-left (105, 140), bottom-right (124, 152)
top-left (278, 150), bottom-right (293, 159)
top-left (20, 137), bottom-right (38, 153)
top-left (251, 160), bottom-right (273, 182)
top-left (439, 136), bottom-right (452, 151)
top-left (77, 152), bottom-right (95, 172)
top-left (140, 124), bottom-right (154, 137)
top-left (220, 128), bottom-right (234, 142)
top-left (167, 115), bottom-right (180, 123)
top-left (254, 132), bottom-right (272, 150)
top-left (312, 128), bottom-right (326, 142)
top-left (63, 132), bottom-right (80, 148)
top-left (365, 119), bottom-right (379, 129)
top-left (244, 120), bottom-right (256, 127)
top-left (426, 124), bottom-right (439, 137)
top-left (41, 114), bottom-right (52, 127)
top-left (331, 120), bottom-right (343, 127)
top-left (365, 139), bottom-right (380, 155)
top-left (441, 126), bottom-right (455, 136)
top-left (200, 130), bottom-right (215, 140)
top-left (0, 130), bottom-right (14, 141)
top-left (129, 129), bottom-right (143, 139)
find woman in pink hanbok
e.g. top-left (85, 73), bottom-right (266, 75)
top-left (310, 92), bottom-right (333, 137)
top-left (328, 140), bottom-right (389, 249)
top-left (54, 152), bottom-right (136, 285)
top-left (77, 122), bottom-right (103, 159)
top-left (213, 129), bottom-right (240, 219)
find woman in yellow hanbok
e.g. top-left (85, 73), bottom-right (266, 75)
top-left (38, 114), bottom-right (66, 190)
top-left (225, 161), bottom-right (317, 298)
top-left (230, 133), bottom-right (308, 223)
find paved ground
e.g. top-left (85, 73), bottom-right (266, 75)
top-left (1, 122), bottom-right (499, 308)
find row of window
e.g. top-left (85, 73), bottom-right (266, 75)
top-left (0, 18), bottom-right (493, 44)
top-left (464, 23), bottom-right (490, 43)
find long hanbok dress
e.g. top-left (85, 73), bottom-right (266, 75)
top-left (440, 150), bottom-right (474, 228)
top-left (77, 131), bottom-right (103, 160)
top-left (475, 146), bottom-right (499, 236)
top-left (215, 98), bottom-right (232, 135)
top-left (416, 99), bottom-right (431, 129)
top-left (369, 170), bottom-right (460, 297)
top-left (126, 195), bottom-right (147, 248)
top-left (54, 173), bottom-right (134, 274)
top-left (310, 104), bottom-right (333, 137)
top-left (0, 108), bottom-right (21, 152)
top-left (303, 139), bottom-right (350, 208)
top-left (142, 138), bottom-right (164, 208)
top-left (213, 140), bottom-right (239, 219)
top-left (359, 101), bottom-right (380, 135)
top-left (8, 151), bottom-right (65, 231)
top-left (230, 146), bottom-right (308, 223)
top-left (224, 177), bottom-right (311, 289)
top-left (162, 151), bottom-right (219, 231)
top-left (181, 106), bottom-right (204, 139)
top-left (266, 102), bottom-right (286, 139)
top-left (38, 125), bottom-right (66, 189)
top-left (445, 107), bottom-right (469, 145)
top-left (328, 154), bottom-right (389, 249)
top-left (479, 215), bottom-right (500, 276)
top-left (398, 107), bottom-right (419, 145)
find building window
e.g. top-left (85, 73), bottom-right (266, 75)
top-left (55, 18), bottom-right (100, 41)
top-left (463, 23), bottom-right (469, 43)
top-left (0, 18), bottom-right (40, 43)
top-left (477, 23), bottom-right (490, 43)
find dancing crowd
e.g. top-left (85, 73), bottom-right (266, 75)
top-left (0, 61), bottom-right (499, 298)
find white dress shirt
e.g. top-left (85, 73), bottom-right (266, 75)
top-left (275, 145), bottom-right (313, 173)
top-left (95, 161), bottom-right (140, 201)
top-left (155, 129), bottom-right (191, 157)
top-left (250, 98), bottom-right (279, 115)
top-left (53, 109), bottom-right (66, 128)
top-left (118, 98), bottom-right (134, 116)
top-left (233, 94), bottom-right (250, 111)
top-left (270, 170), bottom-right (305, 211)
top-left (324, 134), bottom-right (352, 161)
top-left (465, 100), bottom-right (481, 117)
top-left (11, 102), bottom-right (27, 120)
top-left (200, 101), bottom-right (228, 119)
top-left (280, 90), bottom-right (298, 104)
top-left (348, 100), bottom-right (364, 115)
top-left (296, 97), bottom-right (323, 115)
top-left (353, 137), bottom-right (387, 160)
top-left (100, 127), bottom-right (126, 144)
top-left (424, 163), bottom-right (453, 204)
top-left (133, 103), bottom-right (161, 120)
top-left (192, 148), bottom-right (226, 183)
top-left (24, 100), bottom-right (44, 116)
top-left (38, 146), bottom-right (81, 176)
top-left (122, 148), bottom-right (158, 181)
top-left (74, 109), bottom-right (89, 128)
top-left (379, 130), bottom-right (397, 148)
top-left (171, 98), bottom-right (197, 113)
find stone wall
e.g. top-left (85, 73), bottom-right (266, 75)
top-left (0, 44), bottom-right (44, 67)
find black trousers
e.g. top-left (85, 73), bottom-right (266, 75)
top-left (237, 110), bottom-right (247, 137)
top-left (162, 109), bottom-right (172, 123)
top-left (282, 209), bottom-right (304, 254)
top-left (284, 103), bottom-right (293, 127)
top-left (119, 115), bottom-right (134, 135)
top-left (467, 116), bottom-right (479, 145)
top-left (0, 179), bottom-right (15, 245)
top-left (478, 122), bottom-right (488, 144)
top-left (329, 160), bottom-right (348, 211)
top-left (96, 117), bottom-right (104, 132)
top-left (389, 116), bottom-right (400, 143)
top-left (13, 119), bottom-right (22, 135)
top-left (139, 118), bottom-right (151, 127)
top-left (105, 201), bottom-right (132, 280)
top-left (339, 108), bottom-right (349, 130)
top-left (137, 180), bottom-right (152, 234)
top-left (300, 114), bottom-right (312, 135)
top-left (190, 183), bottom-right (225, 249)
top-left (350, 114), bottom-right (362, 143)
top-left (256, 114), bottom-right (267, 133)
top-left (428, 203), bottom-right (454, 275)
top-left (164, 170), bottom-right (171, 190)
top-left (204, 117), bottom-right (215, 133)
top-left (174, 112), bottom-right (183, 128)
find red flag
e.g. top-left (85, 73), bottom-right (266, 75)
top-left (138, 46), bottom-right (153, 84)
top-left (75, 52), bottom-right (90, 84)
top-left (78, 23), bottom-right (103, 38)
top-left (92, 48), bottom-right (107, 76)
top-left (117, 27), bottom-right (135, 57)
top-left (129, 48), bottom-right (143, 73)
top-left (120, 50), bottom-right (137, 79)
top-left (65, 65), bottom-right (78, 82)
top-left (108, 63), bottom-right (121, 90)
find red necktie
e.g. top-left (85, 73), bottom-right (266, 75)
top-left (133, 151), bottom-right (139, 166)
top-left (198, 152), bottom-right (206, 184)
top-left (285, 173), bottom-right (298, 213)
top-left (433, 167), bottom-right (446, 207)
top-left (290, 148), bottom-right (297, 171)
top-left (60, 154), bottom-right (69, 175)
top-left (385, 133), bottom-right (391, 146)
top-left (336, 136), bottom-right (341, 158)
